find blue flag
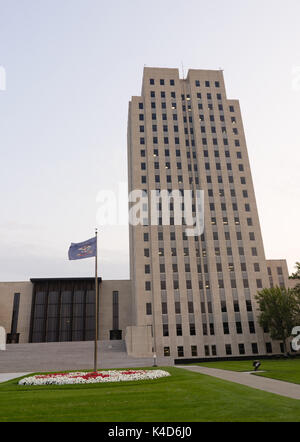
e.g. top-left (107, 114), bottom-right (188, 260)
top-left (68, 236), bottom-right (97, 260)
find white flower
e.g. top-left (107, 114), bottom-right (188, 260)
top-left (18, 370), bottom-right (170, 386)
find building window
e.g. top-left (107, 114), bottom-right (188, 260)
top-left (234, 301), bottom-right (240, 312)
top-left (266, 342), bottom-right (273, 354)
top-left (161, 302), bottom-right (168, 315)
top-left (191, 346), bottom-right (198, 357)
top-left (204, 345), bottom-right (210, 356)
top-left (252, 343), bottom-right (259, 354)
top-left (256, 279), bottom-right (263, 289)
top-left (177, 346), bottom-right (184, 357)
top-left (249, 321), bottom-right (256, 334)
top-left (190, 324), bottom-right (196, 336)
top-left (176, 324), bottom-right (182, 336)
top-left (11, 293), bottom-right (20, 335)
top-left (164, 347), bottom-right (170, 356)
top-left (225, 344), bottom-right (232, 355)
top-left (223, 322), bottom-right (230, 335)
top-left (163, 324), bottom-right (169, 337)
top-left (246, 300), bottom-right (253, 312)
top-left (146, 303), bottom-right (152, 315)
top-left (236, 322), bottom-right (243, 334)
top-left (239, 344), bottom-right (245, 355)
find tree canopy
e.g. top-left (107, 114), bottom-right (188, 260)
top-left (255, 286), bottom-right (300, 355)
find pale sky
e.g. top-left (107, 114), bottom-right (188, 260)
top-left (0, 0), bottom-right (299, 281)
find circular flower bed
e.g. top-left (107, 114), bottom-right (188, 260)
top-left (18, 369), bottom-right (170, 386)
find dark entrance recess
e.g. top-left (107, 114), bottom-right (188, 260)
top-left (29, 278), bottom-right (101, 343)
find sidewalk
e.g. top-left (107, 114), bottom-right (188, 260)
top-left (0, 373), bottom-right (31, 383)
top-left (177, 366), bottom-right (300, 400)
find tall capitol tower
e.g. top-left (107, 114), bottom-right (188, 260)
top-left (127, 67), bottom-right (281, 360)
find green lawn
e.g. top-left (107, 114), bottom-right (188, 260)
top-left (0, 367), bottom-right (299, 422)
top-left (195, 358), bottom-right (300, 385)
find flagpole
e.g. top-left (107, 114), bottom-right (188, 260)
top-left (94, 228), bottom-right (99, 372)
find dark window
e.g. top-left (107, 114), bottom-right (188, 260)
top-left (234, 301), bottom-right (240, 312)
top-left (164, 346), bottom-right (170, 356)
top-left (266, 342), bottom-right (272, 354)
top-left (11, 293), bottom-right (20, 335)
top-left (177, 346), bottom-right (184, 357)
top-left (162, 302), bottom-right (168, 315)
top-left (190, 324), bottom-right (196, 336)
top-left (236, 322), bottom-right (243, 334)
top-left (146, 303), bottom-right (152, 315)
top-left (239, 344), bottom-right (245, 355)
top-left (225, 344), bottom-right (232, 355)
top-left (223, 322), bottom-right (230, 334)
top-left (176, 324), bottom-right (182, 336)
top-left (249, 321), bottom-right (256, 334)
top-left (191, 346), bottom-right (198, 357)
top-left (163, 324), bottom-right (169, 337)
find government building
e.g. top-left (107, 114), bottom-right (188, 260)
top-left (0, 67), bottom-right (297, 362)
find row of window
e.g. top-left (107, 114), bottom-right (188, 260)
top-left (144, 245), bottom-right (258, 258)
top-left (144, 276), bottom-right (262, 290)
top-left (146, 299), bottom-right (253, 315)
top-left (149, 78), bottom-right (220, 88)
top-left (144, 229), bottom-right (252, 243)
top-left (141, 149), bottom-right (241, 160)
top-left (168, 341), bottom-right (272, 358)
top-left (140, 124), bottom-right (239, 136)
top-left (141, 161), bottom-right (244, 172)
top-left (147, 78), bottom-right (222, 89)
top-left (144, 261), bottom-right (261, 275)
top-left (144, 101), bottom-right (230, 113)
top-left (148, 91), bottom-right (224, 101)
top-left (156, 320), bottom-right (257, 338)
top-left (140, 136), bottom-right (241, 147)
top-left (141, 174), bottom-right (246, 186)
top-left (142, 112), bottom-right (236, 125)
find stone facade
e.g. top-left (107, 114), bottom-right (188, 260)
top-left (127, 67), bottom-right (294, 359)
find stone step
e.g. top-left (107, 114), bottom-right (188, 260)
top-left (0, 341), bottom-right (173, 373)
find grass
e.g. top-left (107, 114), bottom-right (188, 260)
top-left (194, 358), bottom-right (300, 385)
top-left (0, 367), bottom-right (300, 422)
